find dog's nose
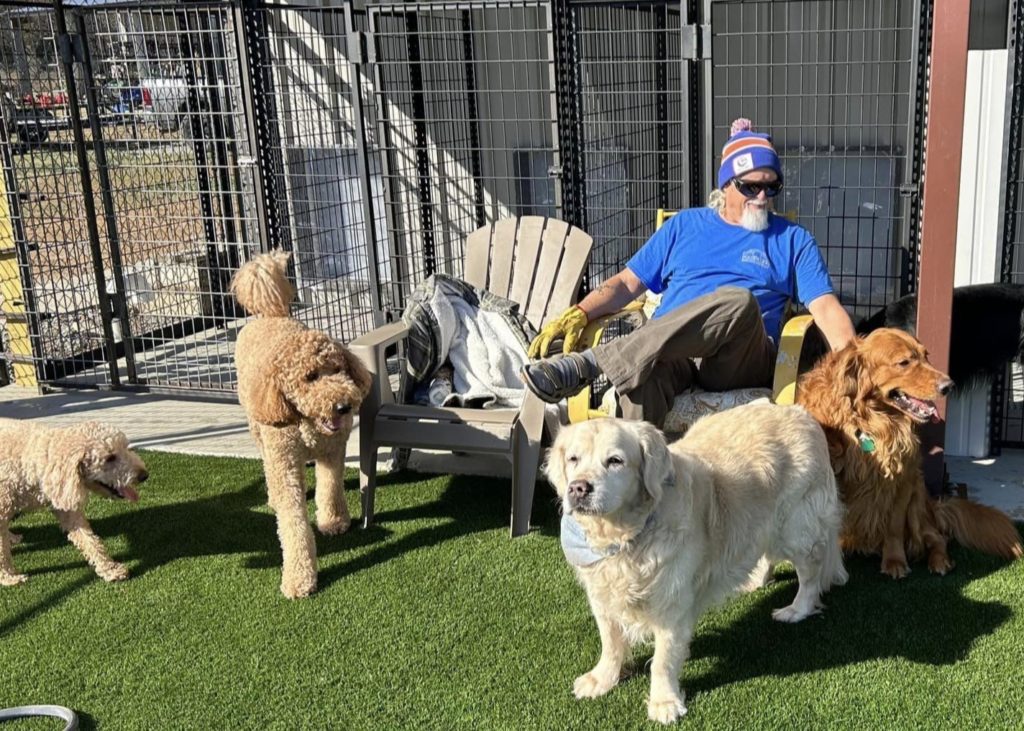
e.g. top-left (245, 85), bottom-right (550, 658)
top-left (137, 470), bottom-right (149, 483)
top-left (335, 403), bottom-right (352, 415)
top-left (937, 378), bottom-right (954, 396)
top-left (567, 480), bottom-right (593, 499)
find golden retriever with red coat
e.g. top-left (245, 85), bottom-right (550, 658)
top-left (797, 328), bottom-right (1022, 578)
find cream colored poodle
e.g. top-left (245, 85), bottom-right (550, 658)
top-left (0, 418), bottom-right (148, 586)
top-left (231, 250), bottom-right (371, 599)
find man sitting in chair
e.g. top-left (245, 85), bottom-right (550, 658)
top-left (520, 118), bottom-right (856, 429)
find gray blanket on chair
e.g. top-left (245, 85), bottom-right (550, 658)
top-left (402, 274), bottom-right (537, 409)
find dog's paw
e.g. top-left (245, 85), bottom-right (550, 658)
top-left (317, 515), bottom-right (351, 536)
top-left (647, 694), bottom-right (688, 725)
top-left (280, 575), bottom-right (317, 599)
top-left (98, 562), bottom-right (130, 582)
top-left (881, 558), bottom-right (910, 579)
top-left (928, 553), bottom-right (954, 575)
top-left (0, 571), bottom-right (28, 586)
top-left (771, 604), bottom-right (818, 623)
top-left (573, 670), bottom-right (619, 699)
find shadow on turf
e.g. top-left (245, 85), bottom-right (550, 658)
top-left (3, 467), bottom-right (561, 624)
top-left (316, 470), bottom-right (563, 589)
top-left (610, 543), bottom-right (1020, 700)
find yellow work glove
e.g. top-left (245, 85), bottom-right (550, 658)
top-left (528, 305), bottom-right (589, 359)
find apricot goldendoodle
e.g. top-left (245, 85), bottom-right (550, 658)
top-left (0, 419), bottom-right (148, 586)
top-left (231, 250), bottom-right (371, 599)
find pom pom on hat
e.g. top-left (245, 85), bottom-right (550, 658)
top-left (718, 118), bottom-right (783, 189)
top-left (730, 118), bottom-right (752, 136)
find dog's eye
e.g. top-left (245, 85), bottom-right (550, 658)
top-left (566, 455), bottom-right (579, 465)
top-left (105, 454), bottom-right (117, 464)
top-left (897, 359), bottom-right (911, 367)
top-left (305, 371), bottom-right (320, 382)
top-left (606, 456), bottom-right (624, 467)
top-left (327, 365), bottom-right (342, 376)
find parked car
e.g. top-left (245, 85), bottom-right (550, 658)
top-left (20, 91), bottom-right (67, 109)
top-left (140, 77), bottom-right (190, 132)
top-left (2, 94), bottom-right (60, 146)
top-left (109, 86), bottom-right (151, 117)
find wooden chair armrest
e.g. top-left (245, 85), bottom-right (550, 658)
top-left (772, 314), bottom-right (814, 405)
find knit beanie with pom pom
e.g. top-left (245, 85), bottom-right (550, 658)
top-left (717, 118), bottom-right (783, 189)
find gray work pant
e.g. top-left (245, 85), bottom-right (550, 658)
top-left (592, 286), bottom-right (776, 429)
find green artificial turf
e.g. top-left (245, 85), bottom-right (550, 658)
top-left (1, 450), bottom-right (1022, 730)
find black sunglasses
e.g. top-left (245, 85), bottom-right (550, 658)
top-left (732, 178), bottom-right (783, 198)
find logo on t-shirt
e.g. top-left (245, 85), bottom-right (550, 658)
top-left (732, 153), bottom-right (754, 175)
top-left (741, 248), bottom-right (771, 269)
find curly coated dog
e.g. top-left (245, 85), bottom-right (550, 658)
top-left (0, 418), bottom-right (148, 586)
top-left (231, 250), bottom-right (372, 599)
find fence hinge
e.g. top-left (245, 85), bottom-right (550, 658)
top-left (347, 31), bottom-right (374, 65)
top-left (899, 183), bottom-right (919, 198)
top-left (104, 292), bottom-right (124, 319)
top-left (681, 24), bottom-right (712, 61)
top-left (547, 165), bottom-right (563, 179)
top-left (56, 33), bottom-right (85, 65)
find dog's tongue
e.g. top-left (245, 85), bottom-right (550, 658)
top-left (121, 486), bottom-right (139, 503)
top-left (906, 395), bottom-right (939, 421)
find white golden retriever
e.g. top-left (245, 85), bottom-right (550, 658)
top-left (546, 402), bottom-right (847, 724)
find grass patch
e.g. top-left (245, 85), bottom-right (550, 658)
top-left (1, 450), bottom-right (1022, 729)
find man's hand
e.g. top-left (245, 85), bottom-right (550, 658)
top-left (528, 305), bottom-right (589, 358)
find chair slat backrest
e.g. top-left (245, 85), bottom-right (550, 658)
top-left (463, 216), bottom-right (593, 329)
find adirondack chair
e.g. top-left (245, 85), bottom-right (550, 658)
top-left (565, 208), bottom-right (815, 429)
top-left (349, 217), bottom-right (593, 537)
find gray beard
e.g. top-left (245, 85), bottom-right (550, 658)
top-left (740, 206), bottom-right (770, 232)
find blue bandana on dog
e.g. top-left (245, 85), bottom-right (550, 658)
top-left (560, 512), bottom-right (655, 568)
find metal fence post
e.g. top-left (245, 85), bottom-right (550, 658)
top-left (233, 0), bottom-right (287, 255)
top-left (460, 9), bottom-right (486, 230)
top-left (404, 10), bottom-right (436, 277)
top-left (991, 0), bottom-right (1024, 452)
top-left (345, 3), bottom-right (384, 324)
top-left (688, 0), bottom-right (712, 208)
top-left (0, 120), bottom-right (43, 386)
top-left (74, 11), bottom-right (137, 383)
top-left (900, 0), bottom-right (932, 298)
top-left (551, 0), bottom-right (587, 232)
top-left (366, 6), bottom-right (407, 316)
top-left (53, 0), bottom-right (120, 387)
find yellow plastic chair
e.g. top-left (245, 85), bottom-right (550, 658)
top-left (566, 208), bottom-right (814, 425)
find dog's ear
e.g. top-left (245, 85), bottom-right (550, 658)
top-left (240, 355), bottom-right (298, 426)
top-left (544, 426), bottom-right (571, 497)
top-left (835, 340), bottom-right (872, 402)
top-left (630, 420), bottom-right (674, 503)
top-left (341, 345), bottom-right (373, 400)
top-left (43, 426), bottom-right (93, 512)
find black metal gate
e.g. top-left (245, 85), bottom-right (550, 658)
top-left (0, 2), bottom-right (257, 394)
top-left (709, 0), bottom-right (930, 322)
top-left (0, 0), bottom-right (930, 397)
top-left (994, 0), bottom-right (1024, 449)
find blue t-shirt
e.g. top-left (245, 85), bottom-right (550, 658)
top-left (626, 207), bottom-right (834, 343)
